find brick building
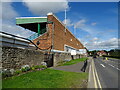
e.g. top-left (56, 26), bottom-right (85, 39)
top-left (97, 50), bottom-right (107, 56)
top-left (16, 13), bottom-right (86, 54)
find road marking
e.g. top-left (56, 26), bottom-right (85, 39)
top-left (93, 59), bottom-right (102, 89)
top-left (116, 68), bottom-right (120, 71)
top-left (101, 59), bottom-right (119, 70)
top-left (94, 65), bottom-right (102, 89)
top-left (100, 64), bottom-right (105, 68)
top-left (92, 59), bottom-right (98, 88)
top-left (88, 65), bottom-right (91, 82)
top-left (107, 64), bottom-right (120, 71)
top-left (109, 64), bottom-right (115, 68)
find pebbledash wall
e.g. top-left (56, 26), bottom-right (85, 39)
top-left (2, 46), bottom-right (85, 69)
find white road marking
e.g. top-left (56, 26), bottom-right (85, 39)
top-left (92, 60), bottom-right (97, 88)
top-left (109, 64), bottom-right (115, 68)
top-left (100, 64), bottom-right (105, 68)
top-left (107, 64), bottom-right (120, 71)
top-left (116, 68), bottom-right (120, 71)
top-left (93, 60), bottom-right (102, 89)
top-left (100, 58), bottom-right (120, 71)
top-left (88, 65), bottom-right (91, 82)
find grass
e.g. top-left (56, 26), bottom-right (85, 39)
top-left (62, 57), bottom-right (88, 66)
top-left (2, 68), bottom-right (88, 88)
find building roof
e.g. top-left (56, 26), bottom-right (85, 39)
top-left (16, 17), bottom-right (47, 32)
top-left (16, 17), bottom-right (47, 25)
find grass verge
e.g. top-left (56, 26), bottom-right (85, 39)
top-left (2, 68), bottom-right (88, 88)
top-left (62, 57), bottom-right (88, 66)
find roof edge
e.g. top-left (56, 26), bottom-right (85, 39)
top-left (16, 17), bottom-right (47, 19)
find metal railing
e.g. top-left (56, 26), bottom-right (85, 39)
top-left (28, 33), bottom-right (39, 40)
top-left (28, 28), bottom-right (47, 40)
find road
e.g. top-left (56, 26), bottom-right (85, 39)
top-left (94, 57), bottom-right (119, 88)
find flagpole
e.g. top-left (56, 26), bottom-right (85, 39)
top-left (65, 8), bottom-right (66, 32)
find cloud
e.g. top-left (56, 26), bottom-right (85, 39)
top-left (73, 19), bottom-right (99, 35)
top-left (84, 37), bottom-right (119, 50)
top-left (78, 38), bottom-right (87, 46)
top-left (91, 22), bottom-right (97, 26)
top-left (90, 37), bottom-right (99, 41)
top-left (62, 19), bottom-right (73, 27)
top-left (2, 23), bottom-right (34, 38)
top-left (74, 19), bottom-right (86, 29)
top-left (1, 2), bottom-right (19, 20)
top-left (1, 1), bottom-right (33, 38)
top-left (22, 0), bottom-right (69, 16)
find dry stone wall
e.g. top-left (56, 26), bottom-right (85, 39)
top-left (2, 47), bottom-right (44, 70)
top-left (2, 46), bottom-right (85, 69)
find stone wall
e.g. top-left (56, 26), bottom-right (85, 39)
top-left (53, 52), bottom-right (84, 67)
top-left (2, 47), bottom-right (45, 70)
top-left (2, 46), bottom-right (85, 69)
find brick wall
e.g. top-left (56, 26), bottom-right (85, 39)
top-left (48, 15), bottom-right (84, 51)
top-left (31, 14), bottom-right (84, 51)
top-left (32, 23), bottom-right (53, 50)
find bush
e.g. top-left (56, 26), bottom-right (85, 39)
top-left (2, 70), bottom-right (7, 78)
top-left (21, 65), bottom-right (30, 72)
top-left (31, 67), bottom-right (35, 71)
top-left (39, 65), bottom-right (47, 69)
top-left (31, 65), bottom-right (47, 71)
top-left (2, 69), bottom-right (15, 78)
top-left (14, 69), bottom-right (22, 75)
top-left (34, 65), bottom-right (41, 69)
top-left (21, 68), bottom-right (27, 72)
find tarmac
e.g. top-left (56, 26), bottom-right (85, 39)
top-left (52, 59), bottom-right (91, 73)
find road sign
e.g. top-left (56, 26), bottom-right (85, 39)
top-left (71, 50), bottom-right (76, 55)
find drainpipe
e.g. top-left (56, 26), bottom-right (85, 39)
top-left (52, 22), bottom-right (54, 50)
top-left (47, 21), bottom-right (54, 51)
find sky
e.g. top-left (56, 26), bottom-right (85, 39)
top-left (1, 0), bottom-right (119, 51)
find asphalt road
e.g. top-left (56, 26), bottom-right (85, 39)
top-left (94, 57), bottom-right (119, 88)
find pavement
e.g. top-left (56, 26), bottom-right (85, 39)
top-left (52, 59), bottom-right (91, 73)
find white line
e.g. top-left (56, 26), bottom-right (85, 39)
top-left (109, 64), bottom-right (115, 67)
top-left (93, 60), bottom-right (102, 89)
top-left (92, 59), bottom-right (97, 88)
top-left (108, 64), bottom-right (120, 71)
top-left (116, 68), bottom-right (120, 71)
top-left (100, 64), bottom-right (105, 68)
top-left (88, 65), bottom-right (91, 82)
top-left (94, 65), bottom-right (102, 89)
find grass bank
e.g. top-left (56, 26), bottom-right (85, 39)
top-left (62, 57), bottom-right (88, 66)
top-left (3, 68), bottom-right (88, 88)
